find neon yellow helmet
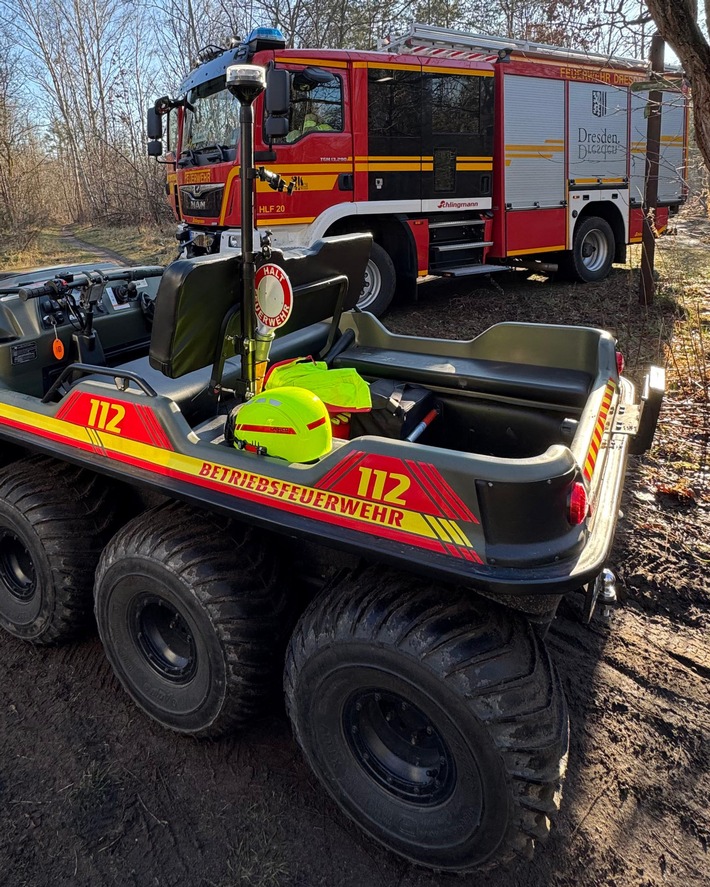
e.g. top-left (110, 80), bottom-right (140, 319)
top-left (232, 386), bottom-right (331, 462)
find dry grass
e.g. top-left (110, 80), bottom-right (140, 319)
top-left (211, 794), bottom-right (292, 887)
top-left (0, 228), bottom-right (99, 271)
top-left (635, 225), bottom-right (710, 509)
top-left (0, 223), bottom-right (176, 272)
top-left (75, 223), bottom-right (176, 265)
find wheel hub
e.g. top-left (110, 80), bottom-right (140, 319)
top-left (343, 688), bottom-right (456, 806)
top-left (580, 229), bottom-right (609, 272)
top-left (132, 595), bottom-right (197, 683)
top-left (0, 531), bottom-right (36, 601)
top-left (358, 259), bottom-right (382, 310)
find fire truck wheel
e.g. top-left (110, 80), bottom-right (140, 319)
top-left (285, 567), bottom-right (569, 873)
top-left (94, 502), bottom-right (296, 738)
top-left (0, 457), bottom-right (119, 644)
top-left (358, 243), bottom-right (396, 315)
top-left (567, 216), bottom-right (615, 282)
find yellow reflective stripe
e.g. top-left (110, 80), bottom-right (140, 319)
top-left (257, 175), bottom-right (338, 193)
top-left (507, 245), bottom-right (566, 256)
top-left (257, 217), bottom-right (316, 225)
top-left (423, 66), bottom-right (494, 77)
top-left (425, 515), bottom-right (453, 543)
top-left (270, 163), bottom-right (352, 173)
top-left (439, 519), bottom-right (468, 547)
top-left (356, 163), bottom-right (421, 172)
top-left (356, 155), bottom-right (421, 161)
top-left (218, 166), bottom-right (241, 224)
top-left (363, 61), bottom-right (421, 71)
top-left (275, 56), bottom-right (347, 68)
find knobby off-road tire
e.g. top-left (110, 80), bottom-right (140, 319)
top-left (0, 456), bottom-right (120, 644)
top-left (565, 216), bottom-right (615, 282)
top-left (285, 568), bottom-right (569, 873)
top-left (357, 242), bottom-right (396, 316)
top-left (95, 502), bottom-right (298, 739)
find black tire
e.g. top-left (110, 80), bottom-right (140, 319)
top-left (565, 216), bottom-right (615, 282)
top-left (0, 457), bottom-right (120, 644)
top-left (285, 568), bottom-right (569, 873)
top-left (0, 443), bottom-right (27, 468)
top-left (357, 242), bottom-right (396, 316)
top-left (94, 502), bottom-right (298, 738)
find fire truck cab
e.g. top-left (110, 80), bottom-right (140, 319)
top-left (148, 24), bottom-right (688, 316)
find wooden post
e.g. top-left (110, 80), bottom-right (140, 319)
top-left (639, 34), bottom-right (665, 306)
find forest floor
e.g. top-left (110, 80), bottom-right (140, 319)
top-left (0, 220), bottom-right (707, 887)
top-left (0, 224), bottom-right (174, 272)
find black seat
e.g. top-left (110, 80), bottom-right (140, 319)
top-left (332, 347), bottom-right (592, 408)
top-left (108, 232), bottom-right (371, 424)
top-left (149, 234), bottom-right (371, 379)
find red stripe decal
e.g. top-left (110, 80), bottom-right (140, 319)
top-left (235, 424), bottom-right (296, 435)
top-left (55, 391), bottom-right (80, 422)
top-left (316, 449), bottom-right (366, 490)
top-left (420, 462), bottom-right (479, 524)
top-left (583, 379), bottom-right (617, 482)
top-left (0, 417), bottom-right (452, 558)
top-left (405, 460), bottom-right (458, 520)
top-left (125, 451), bottom-right (449, 556)
top-left (137, 404), bottom-right (173, 450)
top-left (306, 416), bottom-right (327, 430)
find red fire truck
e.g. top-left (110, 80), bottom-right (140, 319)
top-left (149, 23), bottom-right (689, 315)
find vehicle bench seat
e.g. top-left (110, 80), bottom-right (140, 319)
top-left (332, 346), bottom-right (593, 408)
top-left (104, 321), bottom-right (332, 424)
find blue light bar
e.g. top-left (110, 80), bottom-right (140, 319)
top-left (246, 27), bottom-right (287, 49)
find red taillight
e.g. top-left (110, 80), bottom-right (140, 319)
top-left (616, 351), bottom-right (625, 376)
top-left (568, 482), bottom-right (588, 525)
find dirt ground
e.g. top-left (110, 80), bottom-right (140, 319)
top-left (0, 227), bottom-right (708, 887)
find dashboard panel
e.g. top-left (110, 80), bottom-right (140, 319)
top-left (0, 275), bottom-right (161, 397)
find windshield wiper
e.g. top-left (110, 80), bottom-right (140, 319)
top-left (191, 144), bottom-right (232, 161)
top-left (177, 148), bottom-right (198, 167)
top-left (178, 144), bottom-right (233, 167)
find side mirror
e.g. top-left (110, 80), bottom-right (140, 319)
top-left (265, 117), bottom-right (289, 139)
top-left (292, 67), bottom-right (333, 90)
top-left (147, 140), bottom-right (163, 157)
top-left (265, 68), bottom-right (290, 115)
top-left (147, 107), bottom-right (163, 140)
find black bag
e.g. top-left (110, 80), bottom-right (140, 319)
top-left (350, 380), bottom-right (437, 440)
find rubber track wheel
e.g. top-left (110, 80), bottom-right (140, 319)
top-left (0, 456), bottom-right (121, 644)
top-left (285, 566), bottom-right (569, 873)
top-left (95, 502), bottom-right (300, 739)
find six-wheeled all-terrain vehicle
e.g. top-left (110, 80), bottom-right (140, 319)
top-left (0, 65), bottom-right (663, 873)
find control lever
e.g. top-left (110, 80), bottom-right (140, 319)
top-left (18, 278), bottom-right (68, 301)
top-left (77, 271), bottom-right (106, 337)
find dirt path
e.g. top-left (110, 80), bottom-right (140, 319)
top-left (60, 227), bottom-right (132, 266)
top-left (0, 260), bottom-right (707, 887)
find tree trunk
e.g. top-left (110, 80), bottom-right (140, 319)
top-left (645, 0), bottom-right (710, 171)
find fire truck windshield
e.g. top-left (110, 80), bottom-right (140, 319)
top-left (181, 76), bottom-right (240, 157)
